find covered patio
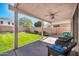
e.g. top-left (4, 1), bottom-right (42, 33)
top-left (1, 3), bottom-right (78, 56)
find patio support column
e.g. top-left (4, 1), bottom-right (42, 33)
top-left (41, 21), bottom-right (44, 37)
top-left (73, 4), bottom-right (78, 55)
top-left (50, 23), bottom-right (52, 36)
top-left (14, 4), bottom-right (18, 49)
top-left (77, 3), bottom-right (79, 55)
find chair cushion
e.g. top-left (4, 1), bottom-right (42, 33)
top-left (63, 32), bottom-right (71, 37)
top-left (50, 44), bottom-right (65, 53)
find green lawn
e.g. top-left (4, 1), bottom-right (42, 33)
top-left (0, 32), bottom-right (42, 53)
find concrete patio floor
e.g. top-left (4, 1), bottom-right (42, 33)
top-left (0, 40), bottom-right (49, 56)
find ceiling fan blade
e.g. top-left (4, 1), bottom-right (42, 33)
top-left (53, 10), bottom-right (61, 14)
top-left (45, 15), bottom-right (50, 16)
top-left (54, 14), bottom-right (60, 18)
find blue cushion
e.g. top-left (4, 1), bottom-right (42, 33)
top-left (50, 44), bottom-right (65, 53)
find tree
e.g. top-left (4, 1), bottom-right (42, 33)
top-left (34, 21), bottom-right (42, 27)
top-left (19, 17), bottom-right (32, 32)
top-left (23, 18), bottom-right (32, 29)
top-left (19, 17), bottom-right (26, 25)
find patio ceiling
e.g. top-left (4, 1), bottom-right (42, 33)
top-left (9, 3), bottom-right (77, 23)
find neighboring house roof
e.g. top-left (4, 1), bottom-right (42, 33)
top-left (0, 17), bottom-right (9, 20)
top-left (0, 17), bottom-right (14, 22)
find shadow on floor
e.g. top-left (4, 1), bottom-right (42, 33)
top-left (69, 51), bottom-right (79, 56)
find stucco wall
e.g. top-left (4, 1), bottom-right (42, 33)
top-left (0, 26), bottom-right (14, 32)
top-left (33, 23), bottom-right (71, 35)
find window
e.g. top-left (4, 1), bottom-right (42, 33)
top-left (0, 21), bottom-right (3, 24)
top-left (12, 23), bottom-right (14, 25)
top-left (53, 25), bottom-right (60, 27)
top-left (8, 22), bottom-right (10, 25)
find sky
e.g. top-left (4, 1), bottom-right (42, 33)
top-left (0, 3), bottom-right (14, 19)
top-left (0, 3), bottom-right (39, 24)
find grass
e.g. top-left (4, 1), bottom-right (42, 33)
top-left (0, 32), bottom-right (42, 53)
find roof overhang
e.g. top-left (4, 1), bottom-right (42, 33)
top-left (9, 3), bottom-right (77, 23)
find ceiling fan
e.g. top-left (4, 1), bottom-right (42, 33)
top-left (46, 10), bottom-right (61, 22)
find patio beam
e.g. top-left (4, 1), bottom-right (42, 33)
top-left (41, 21), bottom-right (44, 37)
top-left (14, 4), bottom-right (18, 49)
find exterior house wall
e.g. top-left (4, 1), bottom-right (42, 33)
top-left (33, 23), bottom-right (71, 35)
top-left (0, 26), bottom-right (14, 32)
top-left (0, 18), bottom-right (14, 32)
top-left (56, 23), bottom-right (71, 35)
